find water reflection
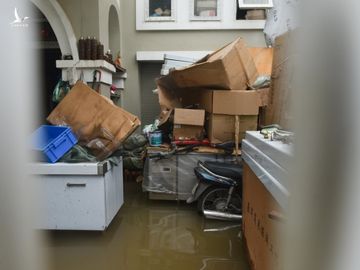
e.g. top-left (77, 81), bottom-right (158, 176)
top-left (45, 181), bottom-right (249, 270)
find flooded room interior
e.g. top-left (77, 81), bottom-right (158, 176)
top-left (1, 1), bottom-right (360, 270)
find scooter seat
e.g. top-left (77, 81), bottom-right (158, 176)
top-left (203, 161), bottom-right (243, 180)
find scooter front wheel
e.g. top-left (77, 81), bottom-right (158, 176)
top-left (198, 187), bottom-right (242, 215)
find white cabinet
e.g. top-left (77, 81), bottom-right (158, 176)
top-left (242, 131), bottom-right (292, 209)
top-left (30, 158), bottom-right (123, 231)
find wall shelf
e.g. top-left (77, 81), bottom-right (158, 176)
top-left (136, 51), bottom-right (212, 62)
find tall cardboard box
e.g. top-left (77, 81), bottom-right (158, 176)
top-left (169, 38), bottom-right (258, 90)
top-left (173, 109), bottom-right (205, 140)
top-left (265, 32), bottom-right (295, 129)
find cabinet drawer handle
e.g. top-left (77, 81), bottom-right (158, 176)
top-left (66, 183), bottom-right (86, 188)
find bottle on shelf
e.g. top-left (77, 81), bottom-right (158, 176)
top-left (85, 36), bottom-right (91, 60)
top-left (78, 36), bottom-right (85, 60)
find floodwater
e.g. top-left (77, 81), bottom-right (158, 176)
top-left (45, 181), bottom-right (250, 270)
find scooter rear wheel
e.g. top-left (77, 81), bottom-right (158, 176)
top-left (197, 187), bottom-right (242, 215)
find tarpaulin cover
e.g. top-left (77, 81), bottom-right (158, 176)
top-left (143, 152), bottom-right (237, 200)
top-left (264, 0), bottom-right (299, 45)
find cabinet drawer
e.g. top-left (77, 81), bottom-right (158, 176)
top-left (37, 175), bottom-right (107, 231)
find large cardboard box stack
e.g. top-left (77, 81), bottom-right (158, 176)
top-left (155, 37), bottom-right (273, 144)
top-left (198, 89), bottom-right (270, 143)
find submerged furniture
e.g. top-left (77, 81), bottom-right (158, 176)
top-left (242, 131), bottom-right (292, 270)
top-left (30, 157), bottom-right (124, 231)
top-left (143, 151), bottom-right (235, 201)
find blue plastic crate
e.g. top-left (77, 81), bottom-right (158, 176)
top-left (31, 125), bottom-right (78, 163)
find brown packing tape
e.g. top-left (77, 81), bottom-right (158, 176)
top-left (235, 115), bottom-right (240, 161)
top-left (206, 114), bottom-right (258, 144)
top-left (256, 88), bottom-right (270, 107)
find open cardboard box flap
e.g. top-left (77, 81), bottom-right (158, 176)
top-left (156, 75), bottom-right (179, 126)
top-left (47, 81), bottom-right (141, 161)
top-left (158, 38), bottom-right (258, 91)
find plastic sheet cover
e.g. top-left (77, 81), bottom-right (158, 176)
top-left (264, 0), bottom-right (300, 45)
top-left (142, 153), bottom-right (236, 199)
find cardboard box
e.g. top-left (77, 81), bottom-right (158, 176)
top-left (265, 32), bottom-right (295, 129)
top-left (173, 108), bottom-right (205, 140)
top-left (249, 48), bottom-right (274, 76)
top-left (245, 9), bottom-right (267, 20)
top-left (242, 162), bottom-right (283, 270)
top-left (199, 88), bottom-right (270, 115)
top-left (206, 114), bottom-right (258, 144)
top-left (169, 38), bottom-right (258, 90)
top-left (47, 82), bottom-right (141, 160)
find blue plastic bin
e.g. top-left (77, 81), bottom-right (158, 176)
top-left (31, 125), bottom-right (78, 163)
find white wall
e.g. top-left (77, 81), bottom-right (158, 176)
top-left (50, 0), bottom-right (266, 121)
top-left (119, 0), bottom-right (266, 120)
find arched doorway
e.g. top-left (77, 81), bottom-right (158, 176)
top-left (29, 3), bottom-right (62, 121)
top-left (31, 0), bottom-right (78, 60)
top-left (28, 0), bottom-right (78, 122)
top-left (109, 5), bottom-right (121, 58)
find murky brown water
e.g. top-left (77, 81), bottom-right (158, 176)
top-left (45, 181), bottom-right (250, 270)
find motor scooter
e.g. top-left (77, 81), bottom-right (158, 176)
top-left (187, 161), bottom-right (243, 221)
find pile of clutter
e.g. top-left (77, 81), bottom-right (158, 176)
top-left (31, 81), bottom-right (142, 168)
top-left (144, 38), bottom-right (273, 154)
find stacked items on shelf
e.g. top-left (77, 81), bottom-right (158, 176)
top-left (160, 54), bottom-right (197, 76)
top-left (78, 37), bottom-right (126, 72)
top-left (147, 37), bottom-right (273, 148)
top-left (141, 38), bottom-right (275, 200)
top-left (31, 81), bottom-right (141, 163)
